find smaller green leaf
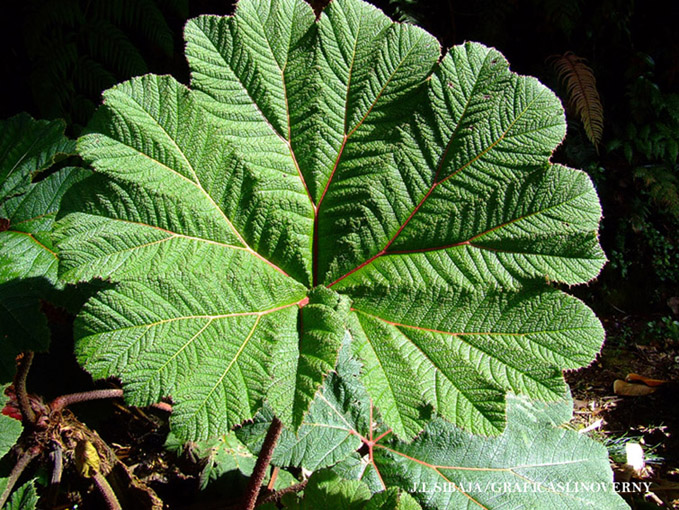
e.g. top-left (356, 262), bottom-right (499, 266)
top-left (165, 431), bottom-right (295, 491)
top-left (0, 385), bottom-right (22, 459)
top-left (284, 471), bottom-right (371, 510)
top-left (282, 471), bottom-right (421, 510)
top-left (0, 114), bottom-right (82, 381)
top-left (239, 338), bottom-right (367, 471)
top-left (2, 480), bottom-right (38, 510)
top-left (0, 114), bottom-right (75, 204)
top-left (0, 167), bottom-right (88, 382)
top-left (195, 433), bottom-right (256, 490)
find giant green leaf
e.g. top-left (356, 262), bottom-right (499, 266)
top-left (56, 0), bottom-right (606, 440)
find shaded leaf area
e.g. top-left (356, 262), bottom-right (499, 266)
top-left (0, 114), bottom-right (86, 382)
top-left (240, 348), bottom-right (627, 509)
top-left (56, 0), bottom-right (605, 442)
top-left (17, 0), bottom-right (189, 129)
top-left (0, 384), bottom-right (23, 459)
top-left (276, 470), bottom-right (421, 510)
top-left (0, 114), bottom-right (75, 203)
top-left (164, 431), bottom-right (297, 491)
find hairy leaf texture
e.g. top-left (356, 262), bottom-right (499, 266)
top-left (56, 0), bottom-right (607, 441)
top-left (241, 350), bottom-right (628, 510)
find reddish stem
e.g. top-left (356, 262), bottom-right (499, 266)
top-left (50, 389), bottom-right (123, 412)
top-left (92, 472), bottom-right (122, 510)
top-left (15, 352), bottom-right (36, 425)
top-left (258, 480), bottom-right (308, 506)
top-left (0, 446), bottom-right (40, 508)
top-left (242, 417), bottom-right (284, 510)
top-left (151, 401), bottom-right (173, 413)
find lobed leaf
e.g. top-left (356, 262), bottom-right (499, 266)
top-left (57, 0), bottom-right (607, 441)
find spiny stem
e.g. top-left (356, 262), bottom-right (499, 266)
top-left (15, 352), bottom-right (36, 425)
top-left (242, 416), bottom-right (283, 510)
top-left (50, 389), bottom-right (123, 412)
top-left (92, 472), bottom-right (122, 510)
top-left (0, 446), bottom-right (40, 508)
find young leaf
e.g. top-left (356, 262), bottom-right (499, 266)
top-left (56, 0), bottom-right (606, 440)
top-left (0, 385), bottom-right (23, 459)
top-left (2, 480), bottom-right (38, 510)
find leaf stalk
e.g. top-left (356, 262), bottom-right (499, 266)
top-left (242, 416), bottom-right (284, 510)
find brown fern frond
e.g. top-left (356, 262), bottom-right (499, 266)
top-left (550, 52), bottom-right (604, 151)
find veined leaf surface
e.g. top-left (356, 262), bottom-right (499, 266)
top-left (0, 114), bottom-right (84, 381)
top-left (56, 0), bottom-right (606, 440)
top-left (240, 350), bottom-right (628, 510)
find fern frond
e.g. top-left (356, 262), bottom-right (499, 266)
top-left (550, 52), bottom-right (604, 150)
